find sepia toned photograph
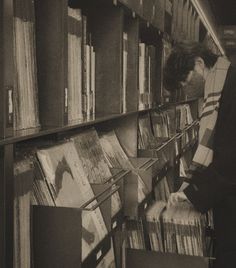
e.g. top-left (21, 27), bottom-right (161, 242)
top-left (0, 0), bottom-right (236, 267)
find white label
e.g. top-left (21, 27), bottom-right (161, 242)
top-left (144, 203), bottom-right (147, 209)
top-left (152, 5), bottom-right (155, 18)
top-left (8, 89), bottom-right (13, 114)
top-left (112, 221), bottom-right (117, 229)
top-left (96, 250), bottom-right (102, 260)
top-left (65, 88), bottom-right (68, 108)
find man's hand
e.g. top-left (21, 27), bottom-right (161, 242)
top-left (167, 191), bottom-right (191, 208)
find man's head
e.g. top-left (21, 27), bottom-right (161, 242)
top-left (164, 41), bottom-right (219, 91)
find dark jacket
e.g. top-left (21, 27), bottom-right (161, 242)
top-left (184, 65), bottom-right (236, 213)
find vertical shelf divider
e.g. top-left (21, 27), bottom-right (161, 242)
top-left (0, 0), bottom-right (14, 138)
top-left (91, 6), bottom-right (124, 115)
top-left (0, 144), bottom-right (14, 268)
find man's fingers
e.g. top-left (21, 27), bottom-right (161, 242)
top-left (167, 192), bottom-right (188, 208)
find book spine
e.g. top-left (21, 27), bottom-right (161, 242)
top-left (86, 44), bottom-right (91, 117)
top-left (144, 45), bottom-right (149, 108)
top-left (138, 43), bottom-right (145, 110)
top-left (6, 86), bottom-right (14, 129)
top-left (122, 32), bottom-right (128, 113)
top-left (34, 0), bottom-right (68, 127)
top-left (67, 7), bottom-right (83, 121)
top-left (82, 15), bottom-right (87, 116)
top-left (148, 46), bottom-right (151, 108)
top-left (91, 47), bottom-right (96, 116)
top-left (64, 10), bottom-right (68, 126)
top-left (0, 0), bottom-right (14, 137)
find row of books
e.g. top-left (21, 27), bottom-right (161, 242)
top-left (138, 104), bottom-right (194, 150)
top-left (11, 2), bottom-right (96, 133)
top-left (138, 43), bottom-right (157, 110)
top-left (99, 130), bottom-right (150, 203)
top-left (176, 104), bottom-right (194, 131)
top-left (7, 0), bottom-right (178, 136)
top-left (119, 0), bottom-right (200, 42)
top-left (68, 8), bottom-right (96, 120)
top-left (127, 200), bottom-right (209, 257)
top-left (13, 0), bottom-right (40, 131)
top-left (126, 175), bottom-right (172, 250)
top-left (171, 0), bottom-right (200, 42)
top-left (14, 127), bottom-right (156, 266)
top-left (119, 0), bottom-right (165, 31)
top-left (161, 202), bottom-right (207, 256)
top-left (138, 113), bottom-right (162, 150)
top-left (126, 220), bottom-right (146, 250)
top-left (151, 109), bottom-right (176, 140)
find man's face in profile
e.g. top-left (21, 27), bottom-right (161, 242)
top-left (182, 70), bottom-right (205, 99)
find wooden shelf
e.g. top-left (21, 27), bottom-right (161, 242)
top-left (0, 110), bottom-right (154, 146)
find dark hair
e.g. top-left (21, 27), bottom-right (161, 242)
top-left (164, 41), bottom-right (219, 91)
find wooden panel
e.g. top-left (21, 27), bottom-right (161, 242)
top-left (91, 6), bottom-right (123, 115)
top-left (0, 144), bottom-right (14, 268)
top-left (35, 0), bottom-right (68, 127)
top-left (33, 206), bottom-right (82, 268)
top-left (0, 0), bottom-right (14, 138)
top-left (126, 17), bottom-right (139, 112)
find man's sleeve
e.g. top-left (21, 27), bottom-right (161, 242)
top-left (183, 164), bottom-right (232, 213)
top-left (184, 66), bottom-right (236, 214)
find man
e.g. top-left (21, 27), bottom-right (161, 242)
top-left (164, 42), bottom-right (236, 268)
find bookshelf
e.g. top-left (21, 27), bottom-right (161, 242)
top-left (0, 0), bottom-right (223, 267)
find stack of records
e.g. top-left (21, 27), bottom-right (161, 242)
top-left (13, 0), bottom-right (40, 131)
top-left (68, 7), bottom-right (83, 122)
top-left (82, 14), bottom-right (96, 118)
top-left (138, 114), bottom-right (160, 149)
top-left (151, 109), bottom-right (176, 140)
top-left (138, 43), bottom-right (156, 109)
top-left (99, 130), bottom-right (133, 170)
top-left (162, 202), bottom-right (207, 256)
top-left (32, 141), bottom-right (108, 261)
top-left (99, 130), bottom-right (149, 202)
top-left (145, 201), bottom-right (166, 252)
top-left (126, 219), bottom-right (146, 250)
top-left (71, 128), bottom-right (122, 216)
top-left (176, 104), bottom-right (193, 131)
